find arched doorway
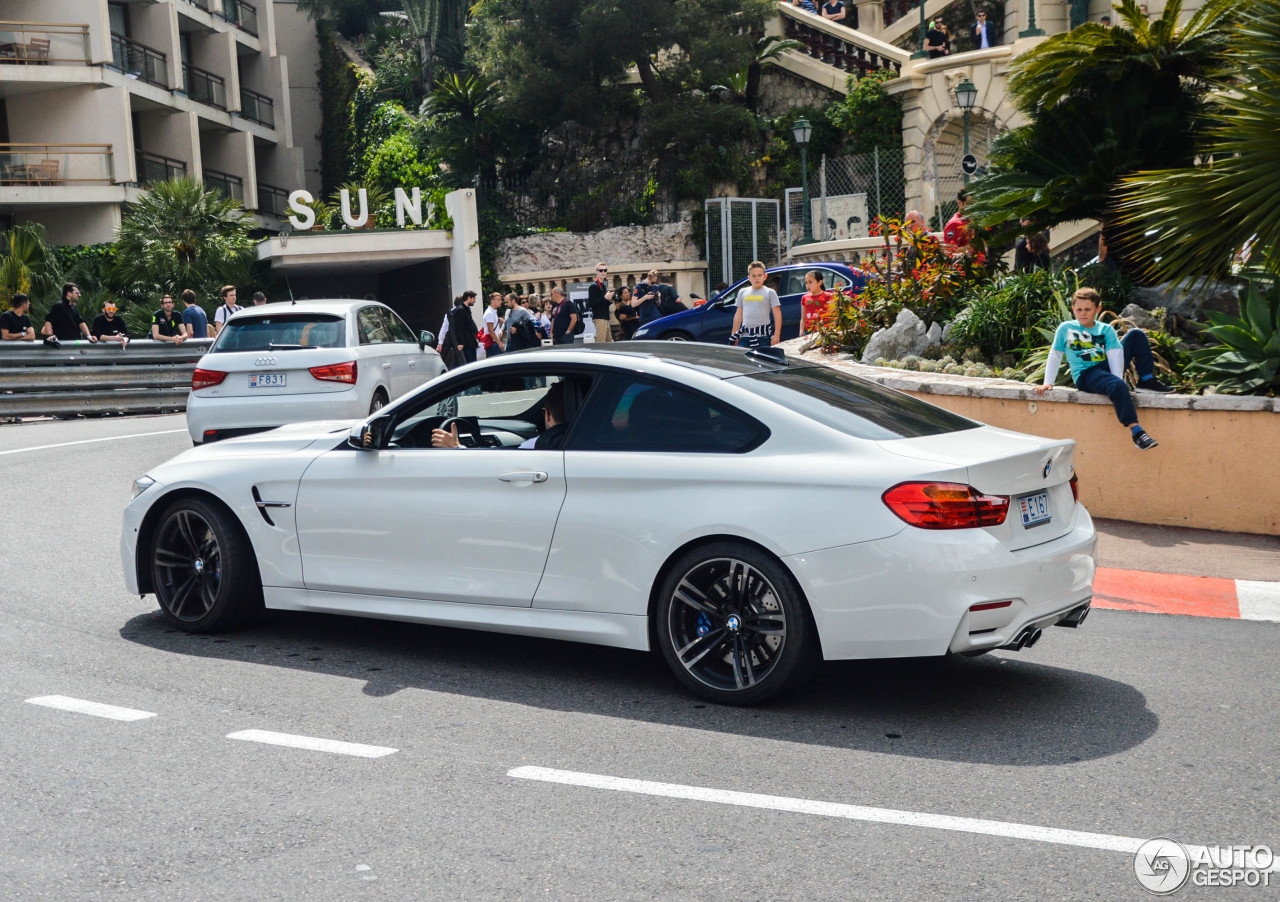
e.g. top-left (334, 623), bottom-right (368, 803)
top-left (921, 110), bottom-right (1003, 229)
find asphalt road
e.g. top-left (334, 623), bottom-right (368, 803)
top-left (1, 415), bottom-right (1276, 901)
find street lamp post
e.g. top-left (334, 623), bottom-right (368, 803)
top-left (912, 0), bottom-right (928, 59)
top-left (954, 78), bottom-right (977, 184)
top-left (1020, 0), bottom-right (1045, 37)
top-left (793, 116), bottom-right (815, 244)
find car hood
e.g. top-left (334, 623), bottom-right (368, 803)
top-left (181, 420), bottom-right (357, 463)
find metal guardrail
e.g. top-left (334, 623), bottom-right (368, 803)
top-left (0, 339), bottom-right (209, 418)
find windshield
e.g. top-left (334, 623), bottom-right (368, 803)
top-left (733, 365), bottom-right (979, 440)
top-left (212, 314), bottom-right (346, 352)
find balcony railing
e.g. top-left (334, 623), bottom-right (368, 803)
top-left (238, 87), bottom-right (274, 127)
top-left (0, 21), bottom-right (90, 65)
top-left (203, 168), bottom-right (244, 201)
top-left (109, 33), bottom-right (168, 88)
top-left (181, 63), bottom-right (227, 109)
top-left (0, 143), bottom-right (114, 185)
top-left (257, 183), bottom-right (289, 216)
top-left (780, 4), bottom-right (908, 76)
top-left (217, 0), bottom-right (259, 37)
top-left (136, 150), bottom-right (187, 185)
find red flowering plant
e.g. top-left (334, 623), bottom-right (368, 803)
top-left (813, 217), bottom-right (992, 355)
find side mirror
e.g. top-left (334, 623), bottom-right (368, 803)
top-left (419, 329), bottom-right (436, 349)
top-left (348, 415), bottom-right (391, 451)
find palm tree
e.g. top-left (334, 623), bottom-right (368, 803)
top-left (0, 222), bottom-right (61, 309)
top-left (1117, 0), bottom-right (1280, 282)
top-left (744, 35), bottom-right (805, 112)
top-left (421, 72), bottom-right (505, 182)
top-left (114, 177), bottom-right (254, 294)
top-left (967, 0), bottom-right (1238, 254)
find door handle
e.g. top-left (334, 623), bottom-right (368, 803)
top-left (498, 470), bottom-right (549, 484)
top-left (408, 360), bottom-right (416, 367)
top-left (382, 362), bottom-right (392, 369)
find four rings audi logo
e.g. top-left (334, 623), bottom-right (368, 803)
top-left (254, 357), bottom-right (278, 367)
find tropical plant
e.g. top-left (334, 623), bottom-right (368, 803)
top-left (113, 178), bottom-right (254, 295)
top-left (967, 0), bottom-right (1239, 253)
top-left (0, 222), bottom-right (61, 309)
top-left (420, 72), bottom-right (506, 183)
top-left (945, 268), bottom-right (1074, 361)
top-left (1117, 0), bottom-right (1280, 283)
top-left (399, 0), bottom-right (468, 90)
top-left (826, 69), bottom-right (902, 155)
top-left (742, 34), bottom-right (804, 112)
top-left (1183, 279), bottom-right (1280, 393)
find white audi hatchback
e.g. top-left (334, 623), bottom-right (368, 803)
top-left (185, 299), bottom-right (446, 444)
top-left (126, 343), bottom-right (1096, 704)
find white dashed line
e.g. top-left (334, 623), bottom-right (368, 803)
top-left (227, 729), bottom-right (397, 758)
top-left (0, 428), bottom-right (187, 456)
top-left (1237, 581), bottom-right (1280, 622)
top-left (509, 766), bottom-right (1215, 858)
top-left (26, 695), bottom-right (157, 721)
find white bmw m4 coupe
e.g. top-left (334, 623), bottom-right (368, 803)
top-left (123, 343), bottom-right (1096, 704)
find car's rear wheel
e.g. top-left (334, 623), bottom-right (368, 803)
top-left (369, 388), bottom-right (389, 414)
top-left (151, 497), bottom-right (261, 633)
top-left (656, 542), bottom-right (817, 705)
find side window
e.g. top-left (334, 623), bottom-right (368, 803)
top-left (357, 307), bottom-right (391, 345)
top-left (763, 273), bottom-right (782, 294)
top-left (780, 270), bottom-right (809, 296)
top-left (388, 373), bottom-right (580, 449)
top-left (571, 374), bottom-right (764, 453)
top-left (382, 308), bottom-right (416, 343)
top-left (822, 269), bottom-right (852, 293)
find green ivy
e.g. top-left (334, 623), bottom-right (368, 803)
top-left (317, 23), bottom-right (361, 194)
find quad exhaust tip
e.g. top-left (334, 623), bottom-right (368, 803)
top-left (1055, 603), bottom-right (1091, 629)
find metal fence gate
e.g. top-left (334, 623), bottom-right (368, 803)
top-left (785, 146), bottom-right (906, 259)
top-left (928, 120), bottom-right (999, 230)
top-left (705, 197), bottom-right (781, 289)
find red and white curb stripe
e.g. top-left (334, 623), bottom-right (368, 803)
top-left (1094, 568), bottom-right (1280, 622)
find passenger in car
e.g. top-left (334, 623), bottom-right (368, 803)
top-left (431, 381), bottom-right (570, 450)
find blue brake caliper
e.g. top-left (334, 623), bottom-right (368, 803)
top-left (695, 612), bottom-right (712, 637)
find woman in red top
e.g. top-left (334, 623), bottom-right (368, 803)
top-left (800, 270), bottom-right (834, 336)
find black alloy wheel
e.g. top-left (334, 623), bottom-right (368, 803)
top-left (656, 542), bottom-right (817, 705)
top-left (151, 498), bottom-right (261, 633)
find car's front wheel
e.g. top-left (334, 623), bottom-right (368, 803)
top-left (656, 542), bottom-right (817, 705)
top-left (660, 331), bottom-right (693, 342)
top-left (151, 497), bottom-right (261, 633)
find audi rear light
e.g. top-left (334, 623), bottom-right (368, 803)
top-left (309, 360), bottom-right (358, 384)
top-left (1070, 473), bottom-right (1079, 503)
top-left (882, 482), bottom-right (1010, 529)
top-left (192, 368), bottom-right (227, 391)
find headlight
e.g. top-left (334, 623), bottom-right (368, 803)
top-left (131, 476), bottom-right (156, 499)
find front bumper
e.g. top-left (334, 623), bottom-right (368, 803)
top-left (784, 505), bottom-right (1097, 660)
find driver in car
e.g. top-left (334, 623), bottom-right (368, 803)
top-left (432, 381), bottom-right (569, 450)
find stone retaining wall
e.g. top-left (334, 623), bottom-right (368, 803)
top-left (787, 342), bottom-right (1280, 535)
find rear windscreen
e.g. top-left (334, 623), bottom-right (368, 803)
top-left (734, 365), bottom-right (979, 440)
top-left (212, 314), bottom-right (346, 352)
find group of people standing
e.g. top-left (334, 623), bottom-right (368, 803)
top-left (0, 283), bottom-right (268, 345)
top-left (436, 266), bottom-right (686, 369)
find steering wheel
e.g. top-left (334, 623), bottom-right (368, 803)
top-left (439, 416), bottom-right (483, 447)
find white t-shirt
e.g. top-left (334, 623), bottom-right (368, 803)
top-left (483, 306), bottom-right (500, 343)
top-left (734, 285), bottom-right (780, 328)
top-left (214, 303), bottom-right (242, 326)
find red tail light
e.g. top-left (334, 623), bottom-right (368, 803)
top-left (309, 360), bottom-right (358, 384)
top-left (1070, 473), bottom-right (1079, 503)
top-left (192, 368), bottom-right (227, 391)
top-left (882, 482), bottom-right (1010, 529)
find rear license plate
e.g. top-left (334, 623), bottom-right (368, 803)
top-left (249, 373), bottom-right (286, 388)
top-left (1018, 491), bottom-right (1051, 528)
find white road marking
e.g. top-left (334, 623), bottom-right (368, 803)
top-left (0, 428), bottom-right (187, 457)
top-left (1237, 581), bottom-right (1280, 622)
top-left (26, 695), bottom-right (157, 721)
top-left (509, 766), bottom-right (1214, 858)
top-left (227, 729), bottom-right (397, 758)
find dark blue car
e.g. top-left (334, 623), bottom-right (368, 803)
top-left (631, 262), bottom-right (868, 343)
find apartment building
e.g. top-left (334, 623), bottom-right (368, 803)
top-left (0, 0), bottom-right (306, 245)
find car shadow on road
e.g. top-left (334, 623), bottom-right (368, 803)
top-left (119, 609), bottom-right (1156, 767)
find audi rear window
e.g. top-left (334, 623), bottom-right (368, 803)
top-left (733, 365), bottom-right (979, 440)
top-left (212, 314), bottom-right (347, 352)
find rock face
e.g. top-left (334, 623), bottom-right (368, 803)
top-left (861, 309), bottom-right (938, 364)
top-left (1129, 278), bottom-right (1240, 319)
top-left (1120, 304), bottom-right (1161, 331)
top-left (495, 220), bottom-right (701, 274)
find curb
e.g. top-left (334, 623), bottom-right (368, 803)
top-left (1094, 568), bottom-right (1280, 622)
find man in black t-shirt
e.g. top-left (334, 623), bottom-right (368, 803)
top-left (42, 283), bottom-right (97, 342)
top-left (550, 286), bottom-right (578, 344)
top-left (91, 301), bottom-right (130, 345)
top-left (150, 295), bottom-right (187, 344)
top-left (1, 293), bottom-right (35, 341)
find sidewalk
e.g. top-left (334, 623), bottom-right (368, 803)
top-left (1093, 519), bottom-right (1280, 622)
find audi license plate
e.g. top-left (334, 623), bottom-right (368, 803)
top-left (1018, 491), bottom-right (1051, 528)
top-left (249, 373), bottom-right (286, 388)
